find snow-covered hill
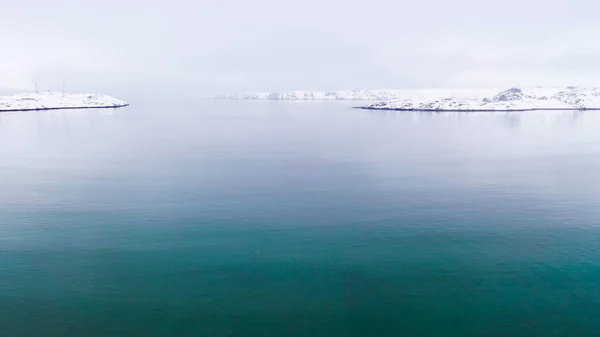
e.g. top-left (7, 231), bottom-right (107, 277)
top-left (361, 87), bottom-right (600, 111)
top-left (0, 92), bottom-right (129, 112)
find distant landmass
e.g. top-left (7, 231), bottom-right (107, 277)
top-left (0, 92), bottom-right (129, 112)
top-left (214, 90), bottom-right (421, 100)
top-left (216, 86), bottom-right (600, 111)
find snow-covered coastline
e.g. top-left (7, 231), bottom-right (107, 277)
top-left (214, 90), bottom-right (429, 101)
top-left (0, 92), bottom-right (129, 112)
top-left (359, 86), bottom-right (600, 112)
top-left (216, 86), bottom-right (600, 111)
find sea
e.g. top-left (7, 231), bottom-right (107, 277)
top-left (1, 99), bottom-right (599, 336)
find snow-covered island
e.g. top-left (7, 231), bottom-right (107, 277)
top-left (360, 86), bottom-right (600, 112)
top-left (0, 92), bottom-right (129, 112)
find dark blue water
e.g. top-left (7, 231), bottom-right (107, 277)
top-left (1, 101), bottom-right (600, 336)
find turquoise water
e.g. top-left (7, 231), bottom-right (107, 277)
top-left (1, 101), bottom-right (600, 336)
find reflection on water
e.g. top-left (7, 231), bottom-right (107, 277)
top-left (367, 108), bottom-right (588, 127)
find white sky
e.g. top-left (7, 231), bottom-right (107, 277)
top-left (2, 0), bottom-right (600, 96)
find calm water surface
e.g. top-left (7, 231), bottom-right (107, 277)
top-left (1, 100), bottom-right (599, 336)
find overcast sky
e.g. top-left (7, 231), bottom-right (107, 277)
top-left (2, 0), bottom-right (600, 96)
